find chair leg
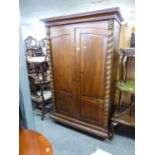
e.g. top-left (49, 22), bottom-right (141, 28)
top-left (41, 101), bottom-right (45, 120)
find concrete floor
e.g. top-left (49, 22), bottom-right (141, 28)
top-left (34, 113), bottom-right (135, 155)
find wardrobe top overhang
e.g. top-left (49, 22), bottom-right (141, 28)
top-left (41, 7), bottom-right (123, 26)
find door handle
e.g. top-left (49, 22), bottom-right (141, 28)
top-left (73, 72), bottom-right (83, 82)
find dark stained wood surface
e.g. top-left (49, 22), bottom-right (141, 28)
top-left (76, 27), bottom-right (108, 125)
top-left (111, 22), bottom-right (120, 105)
top-left (19, 129), bottom-right (53, 155)
top-left (41, 7), bottom-right (123, 26)
top-left (42, 8), bottom-right (122, 138)
top-left (50, 28), bottom-right (77, 117)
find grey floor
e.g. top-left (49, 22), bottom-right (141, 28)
top-left (34, 113), bottom-right (135, 155)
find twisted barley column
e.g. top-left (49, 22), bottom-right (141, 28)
top-left (45, 26), bottom-right (56, 113)
top-left (103, 20), bottom-right (114, 129)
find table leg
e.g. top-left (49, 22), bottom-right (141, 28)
top-left (117, 90), bottom-right (123, 113)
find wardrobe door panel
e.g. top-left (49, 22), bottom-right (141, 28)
top-left (50, 29), bottom-right (77, 117)
top-left (76, 27), bottom-right (108, 124)
top-left (55, 91), bottom-right (74, 117)
top-left (80, 97), bottom-right (105, 126)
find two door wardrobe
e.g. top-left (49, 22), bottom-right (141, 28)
top-left (41, 7), bottom-right (123, 138)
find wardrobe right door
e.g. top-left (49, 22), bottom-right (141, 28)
top-left (76, 27), bottom-right (109, 126)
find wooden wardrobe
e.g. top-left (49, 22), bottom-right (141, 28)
top-left (41, 7), bottom-right (123, 138)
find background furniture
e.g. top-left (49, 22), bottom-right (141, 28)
top-left (42, 8), bottom-right (123, 138)
top-left (25, 36), bottom-right (47, 58)
top-left (28, 60), bottom-right (51, 120)
top-left (19, 129), bottom-right (53, 155)
top-left (25, 37), bottom-right (52, 120)
top-left (24, 36), bottom-right (37, 48)
top-left (111, 48), bottom-right (135, 133)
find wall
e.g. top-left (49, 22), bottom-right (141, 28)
top-left (119, 23), bottom-right (134, 48)
top-left (19, 24), bottom-right (35, 130)
top-left (21, 21), bottom-right (46, 40)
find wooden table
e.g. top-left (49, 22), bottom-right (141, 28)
top-left (110, 48), bottom-right (135, 138)
top-left (117, 48), bottom-right (135, 117)
top-left (19, 129), bottom-right (53, 155)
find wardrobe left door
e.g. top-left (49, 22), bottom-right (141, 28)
top-left (50, 28), bottom-right (77, 117)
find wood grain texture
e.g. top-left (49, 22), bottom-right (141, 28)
top-left (41, 7), bottom-right (123, 26)
top-left (112, 21), bottom-right (121, 106)
top-left (50, 28), bottom-right (77, 117)
top-left (51, 113), bottom-right (109, 138)
top-left (103, 20), bottom-right (114, 129)
top-left (43, 8), bottom-right (122, 138)
top-left (75, 27), bottom-right (108, 126)
top-left (19, 129), bottom-right (53, 155)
